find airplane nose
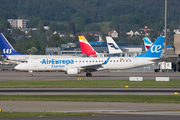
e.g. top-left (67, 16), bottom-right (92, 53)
top-left (15, 64), bottom-right (20, 70)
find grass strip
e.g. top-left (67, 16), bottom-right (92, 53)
top-left (0, 112), bottom-right (92, 117)
top-left (0, 80), bottom-right (180, 88)
top-left (0, 95), bottom-right (180, 103)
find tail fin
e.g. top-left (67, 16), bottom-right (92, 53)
top-left (143, 37), bottom-right (152, 51)
top-left (106, 37), bottom-right (123, 53)
top-left (78, 36), bottom-right (97, 55)
top-left (137, 36), bottom-right (164, 58)
top-left (0, 33), bottom-right (24, 55)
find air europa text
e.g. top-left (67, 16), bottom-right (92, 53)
top-left (42, 59), bottom-right (74, 65)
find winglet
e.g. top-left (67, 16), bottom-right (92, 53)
top-left (78, 36), bottom-right (97, 55)
top-left (2, 53), bottom-right (9, 60)
top-left (49, 52), bottom-right (52, 55)
top-left (102, 57), bottom-right (110, 65)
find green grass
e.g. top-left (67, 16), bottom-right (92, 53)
top-left (0, 112), bottom-right (92, 117)
top-left (97, 22), bottom-right (111, 32)
top-left (0, 80), bottom-right (180, 88)
top-left (0, 95), bottom-right (180, 103)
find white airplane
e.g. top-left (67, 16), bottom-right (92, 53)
top-left (106, 36), bottom-right (123, 54)
top-left (143, 37), bottom-right (153, 51)
top-left (0, 33), bottom-right (78, 64)
top-left (15, 36), bottom-right (165, 77)
top-left (78, 36), bottom-right (123, 56)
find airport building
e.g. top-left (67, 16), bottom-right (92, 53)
top-left (45, 42), bottom-right (144, 57)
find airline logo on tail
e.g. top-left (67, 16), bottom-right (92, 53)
top-left (151, 45), bottom-right (161, 53)
top-left (3, 49), bottom-right (13, 54)
top-left (78, 36), bottom-right (97, 55)
top-left (107, 43), bottom-right (119, 50)
top-left (143, 37), bottom-right (152, 51)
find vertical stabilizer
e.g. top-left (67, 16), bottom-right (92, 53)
top-left (78, 36), bottom-right (97, 55)
top-left (0, 33), bottom-right (24, 56)
top-left (137, 36), bottom-right (164, 58)
top-left (106, 37), bottom-right (123, 53)
top-left (143, 37), bottom-right (152, 51)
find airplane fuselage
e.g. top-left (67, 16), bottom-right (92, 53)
top-left (15, 57), bottom-right (157, 72)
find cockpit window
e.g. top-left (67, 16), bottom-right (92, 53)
top-left (22, 61), bottom-right (28, 63)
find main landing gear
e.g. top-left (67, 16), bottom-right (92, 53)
top-left (29, 70), bottom-right (33, 77)
top-left (86, 72), bottom-right (92, 77)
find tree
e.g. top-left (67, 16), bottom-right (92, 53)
top-left (12, 28), bottom-right (21, 41)
top-left (66, 21), bottom-right (75, 34)
top-left (73, 17), bottom-right (86, 32)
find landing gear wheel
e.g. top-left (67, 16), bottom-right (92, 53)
top-left (86, 73), bottom-right (92, 77)
top-left (29, 74), bottom-right (33, 77)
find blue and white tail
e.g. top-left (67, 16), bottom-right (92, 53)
top-left (0, 33), bottom-right (24, 56)
top-left (106, 36), bottom-right (123, 53)
top-left (137, 36), bottom-right (164, 58)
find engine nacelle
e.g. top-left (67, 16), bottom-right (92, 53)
top-left (66, 67), bottom-right (80, 74)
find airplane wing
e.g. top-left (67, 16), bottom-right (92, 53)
top-left (79, 57), bottom-right (110, 72)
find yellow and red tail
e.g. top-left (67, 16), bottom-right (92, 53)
top-left (78, 36), bottom-right (97, 55)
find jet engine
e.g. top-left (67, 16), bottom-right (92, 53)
top-left (66, 67), bottom-right (80, 74)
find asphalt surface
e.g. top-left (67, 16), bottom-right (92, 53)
top-left (0, 88), bottom-right (180, 95)
top-left (0, 71), bottom-right (180, 80)
top-left (0, 70), bottom-right (180, 118)
top-left (1, 101), bottom-right (180, 113)
top-left (1, 114), bottom-right (180, 120)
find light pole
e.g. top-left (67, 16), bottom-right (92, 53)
top-left (164, 0), bottom-right (167, 58)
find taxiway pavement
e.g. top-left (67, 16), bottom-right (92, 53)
top-left (0, 88), bottom-right (180, 95)
top-left (0, 71), bottom-right (180, 80)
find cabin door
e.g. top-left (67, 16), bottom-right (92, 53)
top-left (33, 58), bottom-right (38, 67)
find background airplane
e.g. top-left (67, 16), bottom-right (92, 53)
top-left (78, 36), bottom-right (123, 56)
top-left (143, 37), bottom-right (153, 51)
top-left (0, 33), bottom-right (78, 64)
top-left (106, 36), bottom-right (123, 54)
top-left (15, 36), bottom-right (164, 77)
top-left (78, 36), bottom-right (97, 56)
